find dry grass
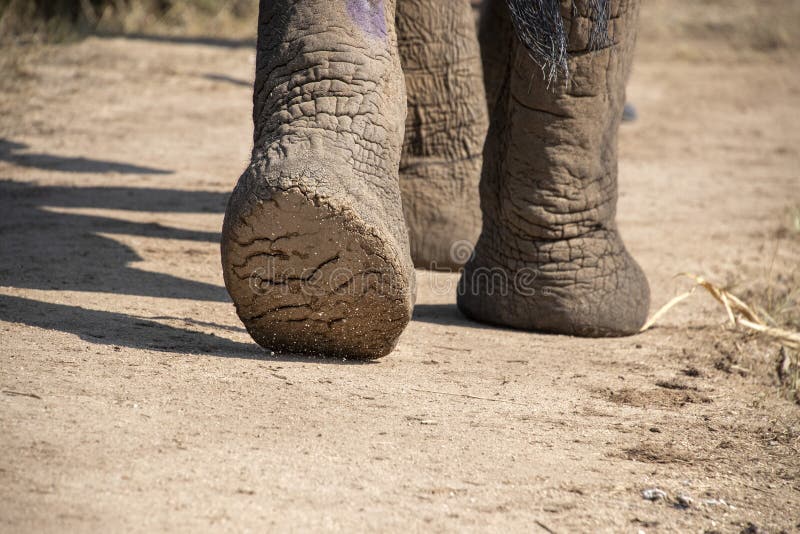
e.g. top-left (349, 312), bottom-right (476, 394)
top-left (643, 207), bottom-right (800, 401)
top-left (0, 44), bottom-right (46, 126)
top-left (643, 273), bottom-right (799, 402)
top-left (0, 0), bottom-right (258, 107)
top-left (93, 0), bottom-right (257, 39)
top-left (745, 206), bottom-right (800, 332)
top-left (3, 0), bottom-right (800, 53)
top-left (0, 0), bottom-right (258, 44)
top-left (642, 274), bottom-right (800, 345)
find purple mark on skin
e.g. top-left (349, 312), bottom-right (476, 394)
top-left (346, 0), bottom-right (387, 39)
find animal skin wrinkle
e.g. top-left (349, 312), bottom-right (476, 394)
top-left (232, 251), bottom-right (291, 269)
top-left (238, 253), bottom-right (341, 283)
top-left (331, 268), bottom-right (385, 293)
top-left (509, 91), bottom-right (573, 119)
top-left (508, 192), bottom-right (609, 220)
top-left (256, 63), bottom-right (385, 99)
top-left (232, 232), bottom-right (302, 247)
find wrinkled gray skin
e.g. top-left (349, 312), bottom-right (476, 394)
top-left (220, 0), bottom-right (650, 358)
top-left (397, 0), bottom-right (488, 270)
top-left (459, 0), bottom-right (650, 336)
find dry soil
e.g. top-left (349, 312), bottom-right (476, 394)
top-left (1, 2), bottom-right (799, 532)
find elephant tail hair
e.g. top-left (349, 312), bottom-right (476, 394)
top-left (505, 0), bottom-right (612, 87)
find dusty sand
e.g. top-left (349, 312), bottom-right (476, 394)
top-left (1, 2), bottom-right (799, 531)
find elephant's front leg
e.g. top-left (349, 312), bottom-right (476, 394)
top-left (221, 0), bottom-right (414, 358)
top-left (396, 0), bottom-right (488, 270)
top-left (459, 0), bottom-right (650, 336)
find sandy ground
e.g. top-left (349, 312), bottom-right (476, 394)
top-left (1, 3), bottom-right (799, 532)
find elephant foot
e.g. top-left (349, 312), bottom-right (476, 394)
top-left (400, 157), bottom-right (483, 270)
top-left (223, 0), bottom-right (415, 357)
top-left (457, 229), bottom-right (650, 337)
top-left (464, 0), bottom-right (649, 336)
top-left (396, 0), bottom-right (488, 271)
top-left (221, 162), bottom-right (415, 359)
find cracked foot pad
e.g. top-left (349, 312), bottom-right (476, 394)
top-left (221, 188), bottom-right (413, 359)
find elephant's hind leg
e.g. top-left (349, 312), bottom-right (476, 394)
top-left (221, 0), bottom-right (414, 358)
top-left (396, 0), bottom-right (488, 270)
top-left (458, 0), bottom-right (650, 336)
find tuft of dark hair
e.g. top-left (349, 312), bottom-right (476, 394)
top-left (504, 0), bottom-right (611, 86)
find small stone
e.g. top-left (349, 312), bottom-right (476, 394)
top-left (642, 488), bottom-right (668, 501)
top-left (676, 494), bottom-right (693, 508)
top-left (623, 102), bottom-right (638, 122)
top-left (740, 523), bottom-right (767, 534)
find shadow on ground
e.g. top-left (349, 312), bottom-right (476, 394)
top-left (0, 295), bottom-right (374, 364)
top-left (413, 303), bottom-right (502, 335)
top-left (0, 170), bottom-right (378, 364)
top-left (414, 303), bottom-right (470, 327)
top-left (0, 178), bottom-right (228, 301)
top-left (97, 32), bottom-right (255, 49)
top-left (0, 140), bottom-right (172, 175)
top-left (203, 73), bottom-right (251, 87)
top-left (0, 294), bottom-right (259, 357)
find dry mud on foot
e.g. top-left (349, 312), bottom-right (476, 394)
top-left (1, 4), bottom-right (799, 532)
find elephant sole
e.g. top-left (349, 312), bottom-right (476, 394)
top-left (221, 187), bottom-right (413, 359)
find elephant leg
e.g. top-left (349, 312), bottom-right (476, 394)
top-left (396, 0), bottom-right (488, 270)
top-left (477, 0), bottom-right (515, 117)
top-left (221, 0), bottom-right (414, 358)
top-left (458, 0), bottom-right (650, 336)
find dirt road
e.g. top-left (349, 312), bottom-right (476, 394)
top-left (1, 3), bottom-right (798, 532)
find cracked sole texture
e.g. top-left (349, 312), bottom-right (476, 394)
top-left (221, 188), bottom-right (414, 359)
